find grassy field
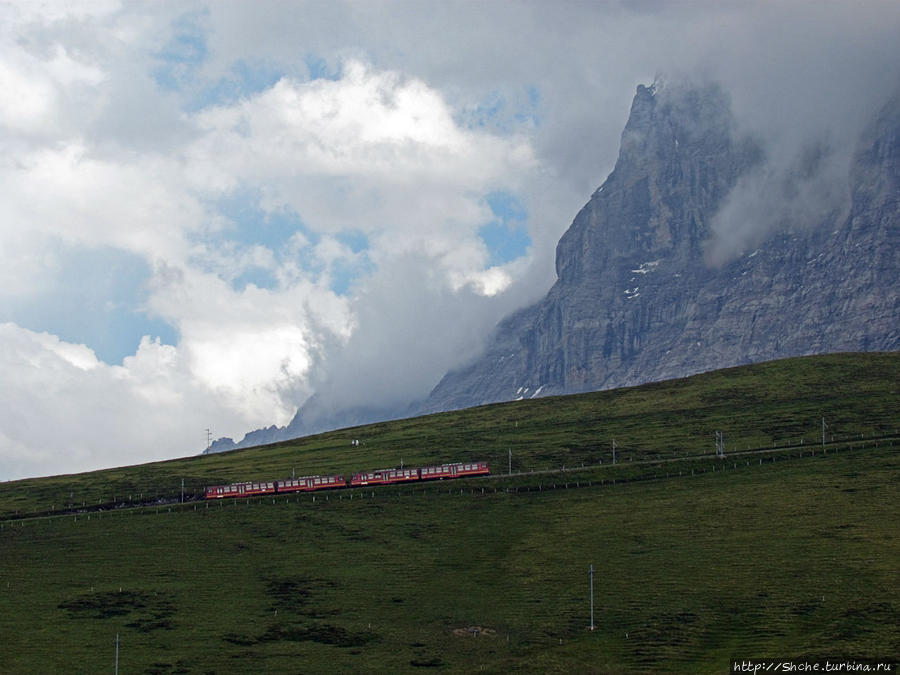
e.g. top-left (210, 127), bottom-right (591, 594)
top-left (0, 352), bottom-right (897, 673)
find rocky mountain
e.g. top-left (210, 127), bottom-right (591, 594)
top-left (208, 80), bottom-right (898, 453)
top-left (419, 81), bottom-right (899, 413)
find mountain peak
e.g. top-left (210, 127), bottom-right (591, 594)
top-left (210, 81), bottom-right (899, 452)
top-left (419, 80), bottom-right (897, 414)
top-left (555, 80), bottom-right (756, 286)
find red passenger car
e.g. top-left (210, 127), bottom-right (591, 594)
top-left (276, 475), bottom-right (346, 493)
top-left (350, 467), bottom-right (420, 487)
top-left (205, 481), bottom-right (276, 499)
top-left (419, 462), bottom-right (490, 480)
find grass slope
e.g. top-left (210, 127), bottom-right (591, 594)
top-left (0, 352), bottom-right (897, 673)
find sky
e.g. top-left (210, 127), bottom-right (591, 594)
top-left (2, 1), bottom-right (898, 481)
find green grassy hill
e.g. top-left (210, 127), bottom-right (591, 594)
top-left (1, 352), bottom-right (897, 673)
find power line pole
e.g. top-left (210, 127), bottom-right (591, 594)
top-left (508, 448), bottom-right (512, 475)
top-left (612, 439), bottom-right (616, 465)
top-left (181, 478), bottom-right (184, 504)
top-left (115, 633), bottom-right (119, 675)
top-left (589, 564), bottom-right (595, 631)
top-left (206, 428), bottom-right (212, 451)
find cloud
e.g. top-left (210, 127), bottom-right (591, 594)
top-left (0, 324), bottom-right (205, 479)
top-left (1, 1), bottom-right (898, 479)
top-left (186, 60), bottom-right (536, 234)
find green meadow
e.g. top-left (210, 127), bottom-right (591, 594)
top-left (1, 352), bottom-right (897, 673)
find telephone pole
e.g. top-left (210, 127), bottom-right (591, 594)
top-left (612, 439), bottom-right (616, 465)
top-left (589, 565), bottom-right (595, 631)
top-left (206, 428), bottom-right (212, 451)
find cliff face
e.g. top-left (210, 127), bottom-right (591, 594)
top-left (420, 83), bottom-right (899, 413)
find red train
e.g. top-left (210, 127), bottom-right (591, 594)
top-left (205, 461), bottom-right (490, 500)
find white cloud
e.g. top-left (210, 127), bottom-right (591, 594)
top-left (0, 56), bottom-right (60, 134)
top-left (1, 144), bottom-right (202, 261)
top-left (0, 321), bottom-right (310, 480)
top-left (1, 0), bottom-right (898, 480)
top-left (187, 60), bottom-right (535, 234)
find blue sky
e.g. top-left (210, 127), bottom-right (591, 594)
top-left (480, 191), bottom-right (531, 267)
top-left (2, 246), bottom-right (178, 364)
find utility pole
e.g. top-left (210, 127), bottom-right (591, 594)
top-left (181, 478), bottom-right (184, 504)
top-left (589, 565), bottom-right (595, 631)
top-left (716, 431), bottom-right (725, 458)
top-left (612, 439), bottom-right (616, 465)
top-left (508, 448), bottom-right (512, 475)
top-left (115, 633), bottom-right (119, 675)
top-left (822, 417), bottom-right (827, 453)
top-left (206, 428), bottom-right (212, 451)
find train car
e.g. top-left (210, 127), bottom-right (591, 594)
top-left (419, 461), bottom-right (490, 480)
top-left (205, 480), bottom-right (276, 499)
top-left (276, 474), bottom-right (346, 493)
top-left (350, 467), bottom-right (420, 487)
